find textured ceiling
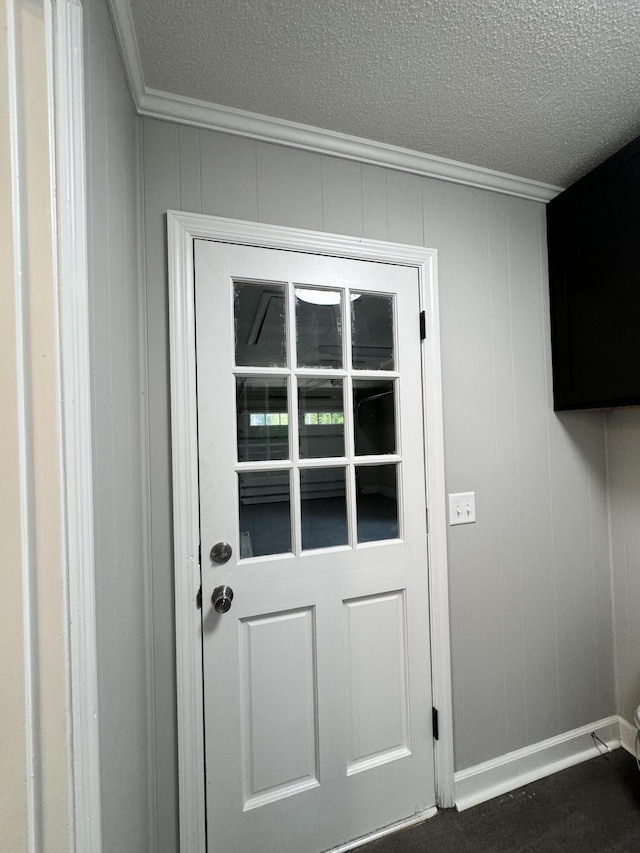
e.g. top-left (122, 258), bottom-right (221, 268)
top-left (129, 0), bottom-right (640, 186)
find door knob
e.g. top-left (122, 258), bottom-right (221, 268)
top-left (212, 585), bottom-right (234, 614)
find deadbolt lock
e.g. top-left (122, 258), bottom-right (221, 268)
top-left (210, 541), bottom-right (232, 564)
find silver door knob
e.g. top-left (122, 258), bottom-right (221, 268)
top-left (212, 585), bottom-right (234, 614)
top-left (210, 541), bottom-right (232, 564)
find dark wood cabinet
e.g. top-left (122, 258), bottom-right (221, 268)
top-left (547, 136), bottom-right (640, 410)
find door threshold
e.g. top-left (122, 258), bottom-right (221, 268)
top-left (324, 806), bottom-right (438, 853)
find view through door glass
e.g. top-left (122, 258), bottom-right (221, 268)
top-left (234, 282), bottom-right (400, 557)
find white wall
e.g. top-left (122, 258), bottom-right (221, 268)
top-left (141, 118), bottom-right (615, 846)
top-left (83, 0), bottom-right (153, 849)
top-left (1, 2), bottom-right (73, 847)
top-left (606, 410), bottom-right (640, 726)
top-left (2, 10), bottom-right (33, 848)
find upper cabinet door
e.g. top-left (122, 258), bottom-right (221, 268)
top-left (547, 135), bottom-right (640, 411)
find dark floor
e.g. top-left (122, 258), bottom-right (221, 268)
top-left (362, 749), bottom-right (640, 853)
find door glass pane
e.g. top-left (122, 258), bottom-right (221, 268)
top-left (355, 464), bottom-right (399, 543)
top-left (351, 293), bottom-right (394, 370)
top-left (300, 468), bottom-right (347, 550)
top-left (238, 470), bottom-right (291, 557)
top-left (298, 378), bottom-right (344, 459)
top-left (236, 377), bottom-right (289, 462)
top-left (353, 380), bottom-right (396, 456)
top-left (234, 281), bottom-right (286, 367)
top-left (295, 288), bottom-right (342, 369)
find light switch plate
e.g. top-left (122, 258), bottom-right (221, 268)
top-left (448, 492), bottom-right (476, 525)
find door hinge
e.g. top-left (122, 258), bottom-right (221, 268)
top-left (196, 587), bottom-right (202, 609)
top-left (419, 310), bottom-right (426, 341)
top-left (432, 707), bottom-right (439, 741)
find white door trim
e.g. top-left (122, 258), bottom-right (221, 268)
top-left (167, 211), bottom-right (455, 851)
top-left (7, 0), bottom-right (102, 847)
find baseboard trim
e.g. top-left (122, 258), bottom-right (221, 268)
top-left (619, 716), bottom-right (637, 756)
top-left (454, 716), bottom-right (620, 811)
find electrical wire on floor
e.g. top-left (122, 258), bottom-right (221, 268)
top-left (591, 731), bottom-right (612, 758)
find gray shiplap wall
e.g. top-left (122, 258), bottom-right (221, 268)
top-left (84, 0), bottom-right (152, 849)
top-left (141, 118), bottom-right (615, 849)
top-left (606, 410), bottom-right (640, 725)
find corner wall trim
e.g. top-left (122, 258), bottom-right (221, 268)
top-left (52, 0), bottom-right (103, 848)
top-left (105, 0), bottom-right (145, 104)
top-left (619, 716), bottom-right (637, 756)
top-left (454, 716), bottom-right (620, 812)
top-left (106, 0), bottom-right (562, 204)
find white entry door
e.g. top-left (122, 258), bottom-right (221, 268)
top-left (194, 238), bottom-right (435, 853)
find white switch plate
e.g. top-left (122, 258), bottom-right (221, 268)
top-left (448, 492), bottom-right (476, 525)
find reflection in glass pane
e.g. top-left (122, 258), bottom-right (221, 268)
top-left (236, 377), bottom-right (288, 462)
top-left (351, 293), bottom-right (394, 370)
top-left (298, 378), bottom-right (344, 459)
top-left (300, 468), bottom-right (347, 550)
top-left (238, 470), bottom-right (291, 557)
top-left (353, 380), bottom-right (396, 456)
top-left (295, 288), bottom-right (342, 369)
top-left (234, 281), bottom-right (286, 367)
top-left (356, 465), bottom-right (398, 543)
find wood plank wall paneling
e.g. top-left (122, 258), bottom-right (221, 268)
top-left (257, 143), bottom-right (323, 230)
top-left (141, 119), bottom-right (614, 844)
top-left (178, 125), bottom-right (202, 214)
top-left (321, 156), bottom-right (364, 237)
top-left (509, 197), bottom-right (559, 747)
top-left (201, 131), bottom-right (256, 220)
top-left (141, 118), bottom-right (182, 853)
top-left (386, 169), bottom-right (424, 245)
top-left (361, 164), bottom-right (389, 241)
top-left (84, 0), bottom-right (154, 849)
top-left (607, 409), bottom-right (640, 725)
top-left (485, 193), bottom-right (527, 755)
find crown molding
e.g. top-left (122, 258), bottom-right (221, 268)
top-left (107, 0), bottom-right (563, 203)
top-left (138, 89), bottom-right (562, 202)
top-left (106, 0), bottom-right (146, 102)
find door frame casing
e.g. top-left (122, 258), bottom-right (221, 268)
top-left (167, 211), bottom-right (454, 853)
top-left (7, 0), bottom-right (102, 847)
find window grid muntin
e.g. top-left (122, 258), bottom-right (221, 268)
top-left (233, 279), bottom-right (402, 560)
